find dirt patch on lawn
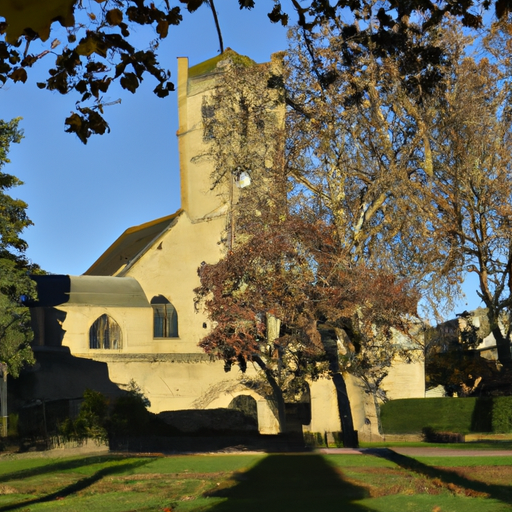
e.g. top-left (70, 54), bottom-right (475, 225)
top-left (439, 465), bottom-right (512, 487)
top-left (341, 464), bottom-right (511, 499)
top-left (342, 466), bottom-right (445, 497)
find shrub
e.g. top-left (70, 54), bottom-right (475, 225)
top-left (304, 432), bottom-right (325, 447)
top-left (492, 397), bottom-right (512, 433)
top-left (7, 413), bottom-right (18, 437)
top-left (332, 431), bottom-right (344, 447)
top-left (109, 381), bottom-right (152, 437)
top-left (380, 397), bottom-right (495, 435)
top-left (422, 427), bottom-right (464, 443)
top-left (381, 396), bottom-right (512, 435)
top-left (59, 382), bottom-right (165, 442)
top-left (381, 398), bottom-right (475, 434)
top-left (60, 389), bottom-right (109, 443)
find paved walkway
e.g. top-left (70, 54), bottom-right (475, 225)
top-left (3, 444), bottom-right (512, 459)
top-left (317, 447), bottom-right (512, 457)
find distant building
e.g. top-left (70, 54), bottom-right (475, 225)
top-left (429, 308), bottom-right (510, 361)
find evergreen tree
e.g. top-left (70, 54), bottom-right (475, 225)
top-left (0, 118), bottom-right (38, 435)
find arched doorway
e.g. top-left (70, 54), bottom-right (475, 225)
top-left (227, 395), bottom-right (258, 429)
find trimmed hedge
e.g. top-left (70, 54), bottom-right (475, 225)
top-left (379, 397), bottom-right (505, 435)
top-left (492, 397), bottom-right (512, 433)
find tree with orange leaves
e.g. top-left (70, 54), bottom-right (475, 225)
top-left (195, 210), bottom-right (419, 446)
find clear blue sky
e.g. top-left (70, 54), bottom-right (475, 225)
top-left (2, 2), bottom-right (483, 318)
top-left (3, 3), bottom-right (290, 274)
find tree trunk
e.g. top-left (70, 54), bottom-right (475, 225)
top-left (492, 325), bottom-right (512, 371)
top-left (253, 355), bottom-right (286, 433)
top-left (323, 334), bottom-right (359, 447)
top-left (0, 369), bottom-right (7, 437)
top-left (331, 372), bottom-right (358, 448)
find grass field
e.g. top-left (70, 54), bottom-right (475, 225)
top-left (0, 448), bottom-right (511, 511)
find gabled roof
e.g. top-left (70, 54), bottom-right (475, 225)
top-left (84, 211), bottom-right (183, 277)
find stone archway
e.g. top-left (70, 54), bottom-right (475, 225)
top-left (194, 383), bottom-right (281, 435)
top-left (227, 394), bottom-right (258, 427)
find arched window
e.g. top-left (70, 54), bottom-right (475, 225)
top-left (89, 314), bottom-right (122, 349)
top-left (151, 295), bottom-right (178, 338)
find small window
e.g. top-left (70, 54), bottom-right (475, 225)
top-left (90, 314), bottom-right (122, 349)
top-left (151, 296), bottom-right (178, 338)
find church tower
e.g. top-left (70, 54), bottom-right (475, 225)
top-left (177, 52), bottom-right (232, 222)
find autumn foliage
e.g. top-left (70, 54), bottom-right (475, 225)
top-left (195, 210), bottom-right (419, 389)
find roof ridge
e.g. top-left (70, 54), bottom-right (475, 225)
top-left (84, 210), bottom-right (183, 276)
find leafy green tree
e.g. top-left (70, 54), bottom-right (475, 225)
top-left (0, 265), bottom-right (34, 378)
top-left (60, 389), bottom-right (109, 443)
top-left (0, 118), bottom-right (36, 376)
top-left (109, 380), bottom-right (152, 437)
top-left (0, 118), bottom-right (38, 435)
top-left (60, 382), bottom-right (160, 442)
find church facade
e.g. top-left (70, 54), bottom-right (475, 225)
top-left (28, 50), bottom-right (425, 440)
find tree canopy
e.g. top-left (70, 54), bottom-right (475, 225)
top-left (194, 54), bottom-right (421, 445)
top-left (420, 27), bottom-right (512, 370)
top-left (286, 14), bottom-right (512, 376)
top-left (194, 8), bottom-right (512, 443)
top-left (0, 0), bottom-right (510, 142)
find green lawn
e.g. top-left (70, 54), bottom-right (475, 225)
top-left (0, 449), bottom-right (510, 511)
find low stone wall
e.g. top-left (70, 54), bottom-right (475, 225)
top-left (465, 433), bottom-right (512, 442)
top-left (380, 434), bottom-right (423, 442)
top-left (109, 434), bottom-right (305, 453)
top-left (157, 408), bottom-right (257, 434)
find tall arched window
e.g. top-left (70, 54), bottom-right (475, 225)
top-left (151, 295), bottom-right (178, 338)
top-left (89, 314), bottom-right (123, 349)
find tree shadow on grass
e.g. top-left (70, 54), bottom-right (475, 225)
top-left (203, 454), bottom-right (375, 512)
top-left (0, 454), bottom-right (135, 484)
top-left (0, 457), bottom-right (153, 511)
top-left (367, 448), bottom-right (512, 505)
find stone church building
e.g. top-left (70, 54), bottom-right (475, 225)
top-left (26, 50), bottom-right (425, 440)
